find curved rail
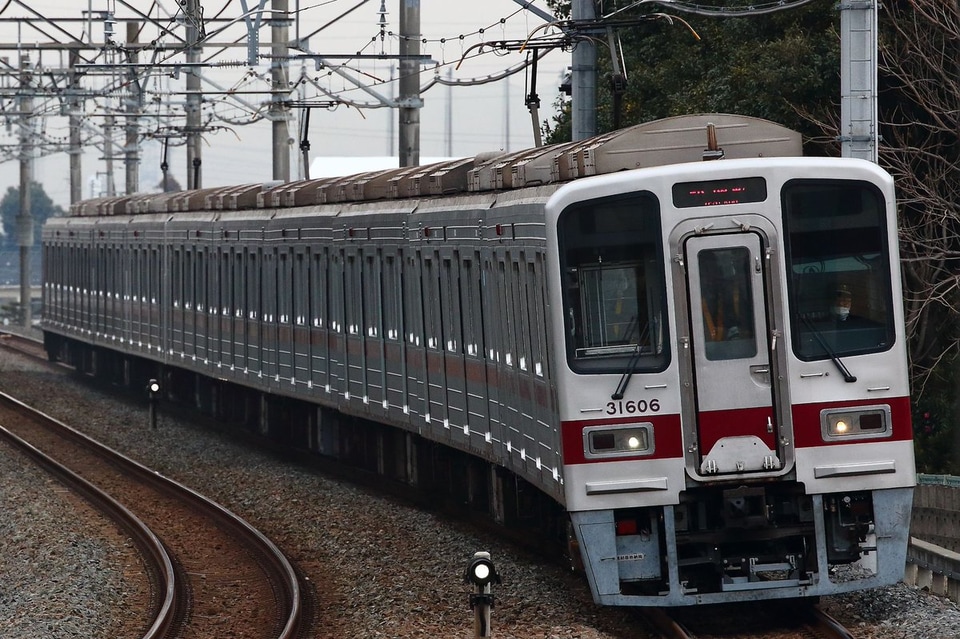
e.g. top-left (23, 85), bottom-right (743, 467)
top-left (0, 424), bottom-right (179, 639)
top-left (0, 389), bottom-right (303, 638)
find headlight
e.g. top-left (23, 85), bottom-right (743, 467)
top-left (583, 423), bottom-right (654, 458)
top-left (820, 405), bottom-right (891, 440)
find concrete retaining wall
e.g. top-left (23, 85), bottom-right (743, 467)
top-left (904, 476), bottom-right (960, 603)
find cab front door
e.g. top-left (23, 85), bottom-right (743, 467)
top-left (684, 231), bottom-right (783, 476)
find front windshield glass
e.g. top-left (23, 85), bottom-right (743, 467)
top-left (783, 180), bottom-right (895, 360)
top-left (558, 192), bottom-right (669, 374)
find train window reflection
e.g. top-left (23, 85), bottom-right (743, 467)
top-left (783, 180), bottom-right (895, 360)
top-left (699, 247), bottom-right (758, 361)
top-left (558, 192), bottom-right (669, 374)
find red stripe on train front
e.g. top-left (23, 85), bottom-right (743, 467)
top-left (560, 413), bottom-right (683, 465)
top-left (791, 396), bottom-right (913, 448)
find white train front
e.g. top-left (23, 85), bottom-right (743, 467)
top-left (41, 114), bottom-right (915, 607)
top-left (546, 155), bottom-right (914, 605)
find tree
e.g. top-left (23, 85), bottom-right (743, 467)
top-left (541, 2), bottom-right (960, 469)
top-left (876, 0), bottom-right (960, 472)
top-left (542, 0), bottom-right (841, 153)
top-left (0, 182), bottom-right (66, 249)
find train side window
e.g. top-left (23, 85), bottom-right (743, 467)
top-left (557, 192), bottom-right (668, 374)
top-left (783, 180), bottom-right (895, 360)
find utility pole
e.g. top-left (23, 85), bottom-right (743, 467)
top-left (398, 0), bottom-right (421, 167)
top-left (571, 0), bottom-right (597, 140)
top-left (445, 67), bottom-right (452, 157)
top-left (68, 49), bottom-right (82, 204)
top-left (839, 0), bottom-right (878, 163)
top-left (104, 114), bottom-right (116, 196)
top-left (503, 78), bottom-right (510, 152)
top-left (124, 21), bottom-right (141, 194)
top-left (389, 65), bottom-right (395, 156)
top-left (185, 0), bottom-right (203, 189)
top-left (17, 55), bottom-right (33, 328)
top-left (271, 0), bottom-right (291, 182)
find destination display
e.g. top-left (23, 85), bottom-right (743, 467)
top-left (672, 176), bottom-right (767, 208)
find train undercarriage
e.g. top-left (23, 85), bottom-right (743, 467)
top-left (571, 481), bottom-right (913, 605)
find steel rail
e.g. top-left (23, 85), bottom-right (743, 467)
top-left (0, 389), bottom-right (304, 639)
top-left (0, 423), bottom-right (179, 639)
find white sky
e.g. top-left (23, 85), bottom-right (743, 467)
top-left (0, 1), bottom-right (569, 208)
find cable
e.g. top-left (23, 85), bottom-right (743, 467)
top-left (602, 0), bottom-right (818, 19)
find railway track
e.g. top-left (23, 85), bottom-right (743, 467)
top-left (641, 600), bottom-right (857, 639)
top-left (0, 330), bottom-right (47, 359)
top-left (0, 387), bottom-right (305, 639)
top-left (0, 329), bottom-right (895, 638)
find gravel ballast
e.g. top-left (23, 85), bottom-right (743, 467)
top-left (1, 344), bottom-right (959, 638)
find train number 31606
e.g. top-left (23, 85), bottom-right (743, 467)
top-left (605, 399), bottom-right (661, 415)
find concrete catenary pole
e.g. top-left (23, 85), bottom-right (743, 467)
top-left (185, 0), bottom-right (203, 189)
top-left (271, 0), bottom-right (291, 182)
top-left (69, 49), bottom-right (82, 204)
top-left (125, 21), bottom-right (141, 194)
top-left (398, 0), bottom-right (421, 167)
top-left (104, 114), bottom-right (116, 196)
top-left (17, 56), bottom-right (33, 328)
top-left (839, 0), bottom-right (878, 163)
top-left (571, 0), bottom-right (597, 141)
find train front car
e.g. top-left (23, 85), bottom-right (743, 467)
top-left (546, 157), bottom-right (915, 606)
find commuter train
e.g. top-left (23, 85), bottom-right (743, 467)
top-left (41, 114), bottom-right (916, 606)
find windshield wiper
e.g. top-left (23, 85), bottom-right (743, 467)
top-left (801, 316), bottom-right (857, 383)
top-left (612, 317), bottom-right (651, 400)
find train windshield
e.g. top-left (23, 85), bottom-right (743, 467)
top-left (557, 192), bottom-right (669, 374)
top-left (783, 179), bottom-right (895, 361)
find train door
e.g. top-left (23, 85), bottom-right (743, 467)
top-left (277, 248), bottom-right (294, 384)
top-left (309, 247), bottom-right (330, 394)
top-left (292, 249), bottom-right (311, 391)
top-left (246, 248), bottom-right (262, 377)
top-left (683, 231), bottom-right (784, 476)
top-left (421, 250), bottom-right (448, 439)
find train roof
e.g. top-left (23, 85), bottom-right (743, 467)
top-left (69, 113), bottom-right (803, 217)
